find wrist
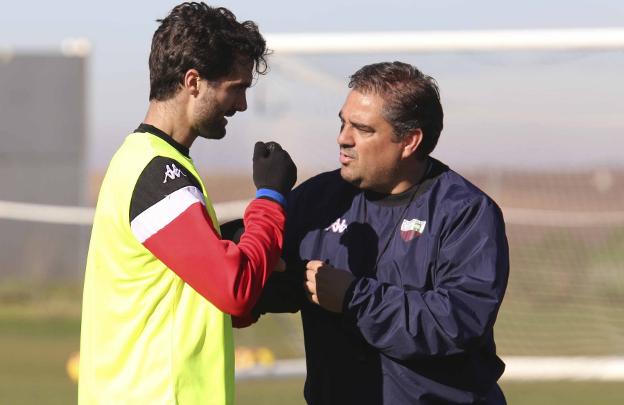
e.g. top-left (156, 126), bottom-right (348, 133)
top-left (341, 276), bottom-right (359, 313)
top-left (256, 188), bottom-right (287, 207)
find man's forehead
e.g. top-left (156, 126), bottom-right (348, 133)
top-left (219, 57), bottom-right (254, 84)
top-left (342, 90), bottom-right (383, 115)
top-left (234, 57), bottom-right (254, 77)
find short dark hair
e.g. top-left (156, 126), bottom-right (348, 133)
top-left (149, 2), bottom-right (269, 101)
top-left (349, 62), bottom-right (444, 157)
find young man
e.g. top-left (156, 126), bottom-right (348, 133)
top-left (79, 3), bottom-right (296, 404)
top-left (253, 62), bottom-right (509, 404)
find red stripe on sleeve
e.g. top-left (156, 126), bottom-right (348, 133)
top-left (142, 199), bottom-right (285, 316)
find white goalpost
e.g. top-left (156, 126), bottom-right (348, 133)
top-left (2, 197), bottom-right (624, 382)
top-left (265, 28), bottom-right (624, 54)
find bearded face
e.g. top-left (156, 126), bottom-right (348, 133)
top-left (192, 59), bottom-right (253, 140)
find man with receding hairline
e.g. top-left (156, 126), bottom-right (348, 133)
top-left (251, 61), bottom-right (509, 404)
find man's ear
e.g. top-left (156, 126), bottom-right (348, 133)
top-left (182, 69), bottom-right (201, 96)
top-left (401, 128), bottom-right (423, 159)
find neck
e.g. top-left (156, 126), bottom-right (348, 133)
top-left (386, 157), bottom-right (429, 195)
top-left (143, 98), bottom-right (197, 148)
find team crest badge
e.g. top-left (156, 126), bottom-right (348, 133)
top-left (400, 218), bottom-right (426, 241)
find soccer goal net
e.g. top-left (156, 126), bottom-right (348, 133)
top-left (1, 30), bottom-right (623, 381)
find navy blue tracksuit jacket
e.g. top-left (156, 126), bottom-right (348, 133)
top-left (255, 158), bottom-right (509, 404)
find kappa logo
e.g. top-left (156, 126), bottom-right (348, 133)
top-left (163, 163), bottom-right (186, 183)
top-left (400, 218), bottom-right (426, 241)
top-left (325, 218), bottom-right (348, 234)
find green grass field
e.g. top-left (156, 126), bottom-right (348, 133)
top-left (237, 380), bottom-right (624, 405)
top-left (2, 308), bottom-right (624, 405)
top-left (2, 260), bottom-right (624, 405)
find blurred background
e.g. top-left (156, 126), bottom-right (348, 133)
top-left (1, 1), bottom-right (623, 404)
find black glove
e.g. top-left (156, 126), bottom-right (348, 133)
top-left (219, 218), bottom-right (244, 243)
top-left (252, 141), bottom-right (297, 196)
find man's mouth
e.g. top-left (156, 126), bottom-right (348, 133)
top-left (222, 110), bottom-right (237, 126)
top-left (340, 151), bottom-right (354, 164)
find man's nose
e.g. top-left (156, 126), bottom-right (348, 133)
top-left (337, 126), bottom-right (353, 146)
top-left (235, 93), bottom-right (248, 112)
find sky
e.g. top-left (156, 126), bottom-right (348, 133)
top-left (1, 0), bottom-right (623, 174)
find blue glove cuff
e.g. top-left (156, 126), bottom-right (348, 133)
top-left (256, 188), bottom-right (287, 208)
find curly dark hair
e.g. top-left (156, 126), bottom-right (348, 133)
top-left (349, 62), bottom-right (444, 157)
top-left (149, 2), bottom-right (269, 101)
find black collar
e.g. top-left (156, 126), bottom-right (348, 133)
top-left (135, 123), bottom-right (190, 158)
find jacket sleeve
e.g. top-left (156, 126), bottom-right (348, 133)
top-left (231, 265), bottom-right (304, 328)
top-left (247, 186), bottom-right (308, 319)
top-left (129, 156), bottom-right (285, 317)
top-left (342, 197), bottom-right (509, 360)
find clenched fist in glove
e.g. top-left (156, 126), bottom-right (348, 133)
top-left (252, 141), bottom-right (297, 203)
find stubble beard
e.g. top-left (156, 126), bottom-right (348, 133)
top-left (197, 120), bottom-right (226, 140)
top-left (194, 102), bottom-right (227, 140)
top-left (340, 164), bottom-right (363, 189)
top-left (340, 162), bottom-right (399, 193)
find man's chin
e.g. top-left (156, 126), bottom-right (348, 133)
top-left (198, 126), bottom-right (226, 140)
top-left (210, 131), bottom-right (226, 140)
top-left (340, 167), bottom-right (362, 188)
